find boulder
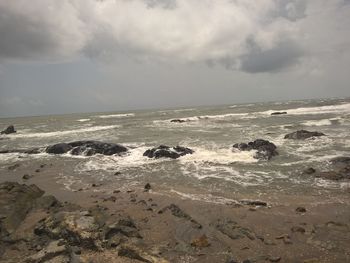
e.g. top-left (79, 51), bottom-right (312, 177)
top-left (170, 119), bottom-right (186, 123)
top-left (0, 182), bottom-right (44, 239)
top-left (1, 125), bottom-right (16, 135)
top-left (46, 141), bottom-right (128, 156)
top-left (271, 112), bottom-right (287, 115)
top-left (233, 139), bottom-right (278, 160)
top-left (284, 130), bottom-right (325, 140)
top-left (143, 145), bottom-right (194, 159)
top-left (46, 144), bottom-right (72, 154)
top-left (311, 157), bottom-right (350, 181)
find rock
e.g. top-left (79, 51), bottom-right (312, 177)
top-left (1, 125), bottom-right (16, 135)
top-left (34, 195), bottom-right (59, 210)
top-left (22, 174), bottom-right (32, 180)
top-left (114, 171), bottom-right (122, 175)
top-left (26, 240), bottom-right (68, 263)
top-left (303, 167), bottom-right (316, 175)
top-left (296, 207), bottom-right (306, 213)
top-left (191, 234), bottom-right (210, 248)
top-left (313, 156), bottom-right (350, 181)
top-left (143, 145), bottom-right (194, 159)
top-left (144, 183), bottom-right (151, 191)
top-left (239, 200), bottom-right (267, 207)
top-left (105, 216), bottom-right (141, 239)
top-left (269, 256), bottom-right (281, 262)
top-left (46, 143), bottom-right (73, 154)
top-left (46, 141), bottom-right (128, 156)
top-left (330, 156), bottom-right (350, 166)
top-left (226, 259), bottom-right (239, 263)
top-left (34, 210), bottom-right (104, 249)
top-left (214, 219), bottom-right (256, 240)
top-left (118, 247), bottom-right (152, 262)
top-left (159, 204), bottom-right (201, 228)
top-left (233, 139), bottom-right (278, 160)
top-left (284, 130), bottom-right (325, 140)
top-left (170, 119), bottom-right (186, 123)
top-left (8, 163), bottom-right (20, 170)
top-left (271, 112), bottom-right (287, 115)
top-left (291, 226), bottom-right (306, 233)
top-left (103, 196), bottom-right (116, 202)
top-left (0, 182), bottom-right (44, 238)
top-left (68, 141), bottom-right (128, 156)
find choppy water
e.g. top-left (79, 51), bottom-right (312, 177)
top-left (1, 98), bottom-right (350, 200)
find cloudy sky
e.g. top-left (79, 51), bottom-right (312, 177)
top-left (0, 0), bottom-right (349, 117)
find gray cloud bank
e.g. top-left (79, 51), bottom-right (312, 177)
top-left (1, 0), bottom-right (349, 73)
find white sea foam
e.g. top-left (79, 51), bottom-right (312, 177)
top-left (154, 112), bottom-right (248, 124)
top-left (97, 113), bottom-right (135, 119)
top-left (4, 125), bottom-right (119, 138)
top-left (170, 190), bottom-right (239, 204)
top-left (263, 103), bottom-right (350, 116)
top-left (77, 118), bottom-right (90, 122)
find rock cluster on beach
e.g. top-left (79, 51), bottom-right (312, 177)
top-left (233, 139), bottom-right (278, 160)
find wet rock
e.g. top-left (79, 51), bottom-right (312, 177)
top-left (159, 204), bottom-right (201, 228)
top-left (1, 125), bottom-right (16, 135)
top-left (103, 196), bottom-right (117, 202)
top-left (22, 174), bottom-right (32, 180)
top-left (105, 216), bottom-right (141, 239)
top-left (233, 139), bottom-right (278, 160)
top-left (330, 156), bottom-right (350, 166)
top-left (284, 130), bottom-right (325, 140)
top-left (170, 119), bottom-right (186, 123)
top-left (143, 145), bottom-right (194, 159)
top-left (226, 259), bottom-right (238, 263)
top-left (68, 141), bottom-right (128, 156)
top-left (303, 167), bottom-right (316, 175)
top-left (296, 207), bottom-right (307, 213)
top-left (214, 219), bottom-right (256, 240)
top-left (8, 163), bottom-right (20, 171)
top-left (271, 112), bottom-right (287, 115)
top-left (0, 182), bottom-right (44, 238)
top-left (114, 171), bottom-right (122, 175)
top-left (46, 141), bottom-right (128, 156)
top-left (46, 143), bottom-right (72, 154)
top-left (240, 200), bottom-right (267, 207)
top-left (191, 234), bottom-right (210, 248)
top-left (313, 156), bottom-right (350, 181)
top-left (26, 240), bottom-right (68, 263)
top-left (144, 183), bottom-right (151, 192)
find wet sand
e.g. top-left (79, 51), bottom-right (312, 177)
top-left (1, 158), bottom-right (350, 263)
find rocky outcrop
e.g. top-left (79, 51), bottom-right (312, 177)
top-left (158, 204), bottom-right (201, 228)
top-left (1, 125), bottom-right (16, 135)
top-left (304, 157), bottom-right (350, 181)
top-left (232, 139), bottom-right (278, 160)
top-left (170, 119), bottom-right (186, 123)
top-left (143, 145), bottom-right (194, 159)
top-left (46, 141), bottom-right (128, 156)
top-left (284, 130), bottom-right (325, 140)
top-left (271, 112), bottom-right (287, 115)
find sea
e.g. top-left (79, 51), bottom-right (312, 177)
top-left (1, 97), bottom-right (350, 202)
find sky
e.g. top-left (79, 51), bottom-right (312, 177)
top-left (0, 0), bottom-right (350, 117)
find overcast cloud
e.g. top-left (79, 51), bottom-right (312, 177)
top-left (0, 0), bottom-right (349, 117)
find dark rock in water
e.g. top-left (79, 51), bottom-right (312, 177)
top-left (284, 130), bottom-right (325, 140)
top-left (240, 200), bottom-right (267, 207)
top-left (8, 163), bottom-right (20, 171)
top-left (296, 207), bottom-right (306, 213)
top-left (159, 204), bottom-right (201, 228)
top-left (46, 141), bottom-right (128, 156)
top-left (22, 174), bottom-right (32, 180)
top-left (271, 111), bottom-right (287, 115)
top-left (46, 143), bottom-right (72, 154)
top-left (303, 167), bottom-right (316, 175)
top-left (329, 156), bottom-right (350, 166)
top-left (313, 156), bottom-right (350, 181)
top-left (143, 145), bottom-right (194, 159)
top-left (170, 119), bottom-right (186, 123)
top-left (144, 183), bottom-right (151, 191)
top-left (69, 141), bottom-right (127, 156)
top-left (232, 139), bottom-right (278, 160)
top-left (0, 182), bottom-right (44, 239)
top-left (1, 125), bottom-right (16, 135)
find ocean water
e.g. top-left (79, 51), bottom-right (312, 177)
top-left (1, 98), bottom-right (350, 201)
